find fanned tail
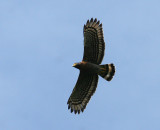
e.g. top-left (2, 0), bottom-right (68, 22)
top-left (98, 64), bottom-right (115, 81)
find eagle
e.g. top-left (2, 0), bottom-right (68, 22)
top-left (67, 18), bottom-right (115, 114)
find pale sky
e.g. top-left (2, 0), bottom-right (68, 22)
top-left (0, 0), bottom-right (160, 130)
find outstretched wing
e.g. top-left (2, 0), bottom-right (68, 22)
top-left (83, 18), bottom-right (105, 65)
top-left (67, 71), bottom-right (98, 114)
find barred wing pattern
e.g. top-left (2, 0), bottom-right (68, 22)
top-left (67, 71), bottom-right (98, 114)
top-left (83, 18), bottom-right (105, 65)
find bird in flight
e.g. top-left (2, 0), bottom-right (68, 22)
top-left (67, 18), bottom-right (115, 114)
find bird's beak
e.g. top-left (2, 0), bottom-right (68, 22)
top-left (72, 63), bottom-right (76, 67)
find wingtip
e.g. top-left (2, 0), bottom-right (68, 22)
top-left (99, 23), bottom-right (102, 27)
top-left (87, 20), bottom-right (89, 24)
top-left (74, 110), bottom-right (77, 114)
top-left (90, 18), bottom-right (93, 22)
top-left (94, 18), bottom-right (97, 22)
top-left (67, 103), bottom-right (87, 114)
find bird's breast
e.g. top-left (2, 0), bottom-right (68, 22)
top-left (80, 62), bottom-right (99, 74)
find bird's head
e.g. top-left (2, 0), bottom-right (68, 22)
top-left (72, 62), bottom-right (81, 69)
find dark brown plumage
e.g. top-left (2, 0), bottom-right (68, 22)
top-left (67, 18), bottom-right (115, 114)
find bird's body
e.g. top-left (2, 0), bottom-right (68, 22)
top-left (67, 18), bottom-right (115, 114)
top-left (73, 61), bottom-right (99, 74)
top-left (73, 61), bottom-right (115, 80)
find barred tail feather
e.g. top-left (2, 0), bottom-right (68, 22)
top-left (99, 64), bottom-right (115, 81)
